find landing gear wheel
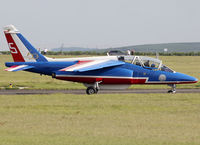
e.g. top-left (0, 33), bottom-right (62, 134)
top-left (167, 84), bottom-right (176, 94)
top-left (168, 90), bottom-right (172, 93)
top-left (86, 87), bottom-right (96, 95)
top-left (168, 90), bottom-right (176, 94)
top-left (85, 81), bottom-right (102, 95)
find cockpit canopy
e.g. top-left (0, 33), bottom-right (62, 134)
top-left (117, 55), bottom-right (174, 73)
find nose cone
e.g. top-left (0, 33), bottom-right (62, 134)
top-left (174, 72), bottom-right (198, 84)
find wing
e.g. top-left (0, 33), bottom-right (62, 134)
top-left (59, 60), bottom-right (125, 72)
top-left (5, 65), bottom-right (34, 72)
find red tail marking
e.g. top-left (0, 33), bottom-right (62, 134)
top-left (4, 31), bottom-right (25, 62)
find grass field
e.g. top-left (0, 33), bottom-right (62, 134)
top-left (0, 93), bottom-right (200, 145)
top-left (0, 55), bottom-right (200, 145)
top-left (0, 55), bottom-right (200, 89)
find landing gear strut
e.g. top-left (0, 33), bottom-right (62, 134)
top-left (86, 81), bottom-right (101, 95)
top-left (168, 84), bottom-right (176, 93)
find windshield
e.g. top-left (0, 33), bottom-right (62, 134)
top-left (139, 56), bottom-right (161, 68)
top-left (117, 55), bottom-right (174, 72)
top-left (161, 65), bottom-right (175, 73)
top-left (131, 56), bottom-right (162, 70)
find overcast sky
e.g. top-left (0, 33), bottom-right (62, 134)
top-left (0, 0), bottom-right (200, 50)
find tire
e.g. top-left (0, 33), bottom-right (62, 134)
top-left (168, 90), bottom-right (176, 93)
top-left (168, 90), bottom-right (173, 93)
top-left (86, 87), bottom-right (96, 95)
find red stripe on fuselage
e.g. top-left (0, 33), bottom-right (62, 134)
top-left (56, 76), bottom-right (147, 84)
top-left (55, 76), bottom-right (197, 85)
top-left (4, 32), bottom-right (25, 62)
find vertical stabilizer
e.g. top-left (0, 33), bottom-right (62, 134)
top-left (4, 25), bottom-right (47, 62)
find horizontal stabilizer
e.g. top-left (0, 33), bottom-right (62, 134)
top-left (5, 65), bottom-right (34, 72)
top-left (59, 60), bottom-right (125, 72)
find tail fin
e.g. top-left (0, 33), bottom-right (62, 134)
top-left (4, 25), bottom-right (47, 62)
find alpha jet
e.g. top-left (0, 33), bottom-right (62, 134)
top-left (4, 25), bottom-right (198, 94)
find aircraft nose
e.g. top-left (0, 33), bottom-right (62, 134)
top-left (175, 72), bottom-right (198, 83)
top-left (185, 75), bottom-right (198, 82)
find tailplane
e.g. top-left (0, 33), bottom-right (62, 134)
top-left (4, 25), bottom-right (47, 62)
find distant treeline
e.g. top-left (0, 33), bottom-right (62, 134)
top-left (1, 51), bottom-right (200, 56)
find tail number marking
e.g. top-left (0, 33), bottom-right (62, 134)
top-left (9, 43), bottom-right (18, 54)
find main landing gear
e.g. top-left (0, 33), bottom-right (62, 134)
top-left (168, 84), bottom-right (176, 93)
top-left (86, 81), bottom-right (101, 95)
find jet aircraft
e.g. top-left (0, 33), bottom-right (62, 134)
top-left (4, 25), bottom-right (198, 94)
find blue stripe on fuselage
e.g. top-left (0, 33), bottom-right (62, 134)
top-left (5, 61), bottom-right (77, 75)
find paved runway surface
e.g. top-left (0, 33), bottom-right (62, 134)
top-left (0, 89), bottom-right (199, 95)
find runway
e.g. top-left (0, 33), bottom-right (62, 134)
top-left (0, 89), bottom-right (199, 95)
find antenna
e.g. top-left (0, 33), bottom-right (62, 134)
top-left (60, 43), bottom-right (64, 55)
top-left (156, 51), bottom-right (159, 59)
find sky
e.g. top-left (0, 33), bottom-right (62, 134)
top-left (0, 0), bottom-right (200, 50)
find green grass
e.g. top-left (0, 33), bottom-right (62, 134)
top-left (0, 55), bottom-right (200, 89)
top-left (0, 93), bottom-right (200, 145)
top-left (1, 55), bottom-right (199, 145)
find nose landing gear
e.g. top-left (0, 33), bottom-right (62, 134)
top-left (168, 84), bottom-right (176, 93)
top-left (86, 81), bottom-right (102, 95)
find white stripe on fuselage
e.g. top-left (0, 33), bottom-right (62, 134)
top-left (45, 56), bottom-right (118, 62)
top-left (56, 74), bottom-right (148, 79)
top-left (56, 75), bottom-right (192, 84)
top-left (64, 59), bottom-right (109, 71)
top-left (146, 81), bottom-right (193, 83)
